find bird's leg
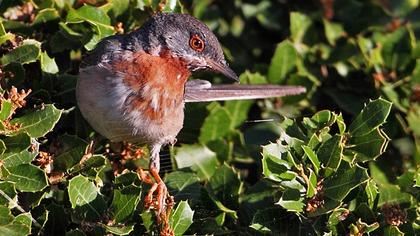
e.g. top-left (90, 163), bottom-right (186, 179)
top-left (143, 143), bottom-right (174, 227)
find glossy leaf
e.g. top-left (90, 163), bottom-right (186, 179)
top-left (174, 144), bottom-right (218, 180)
top-left (1, 43), bottom-right (40, 66)
top-left (40, 51), bottom-right (59, 74)
top-left (348, 98), bottom-right (392, 136)
top-left (276, 189), bottom-right (304, 212)
top-left (5, 164), bottom-right (48, 192)
top-left (290, 12), bottom-right (312, 43)
top-left (102, 224), bottom-right (134, 236)
top-left (208, 163), bottom-right (241, 207)
top-left (111, 186), bottom-right (141, 223)
top-left (348, 128), bottom-right (390, 162)
top-left (317, 135), bottom-right (343, 177)
top-left (10, 104), bottom-right (62, 138)
top-left (68, 175), bottom-right (106, 219)
top-left (267, 40), bottom-right (297, 84)
top-left (169, 201), bottom-right (194, 236)
top-left (199, 103), bottom-right (232, 143)
top-left (324, 166), bottom-right (369, 202)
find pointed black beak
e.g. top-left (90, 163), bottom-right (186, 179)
top-left (206, 59), bottom-right (239, 82)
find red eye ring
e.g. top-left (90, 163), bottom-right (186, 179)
top-left (189, 34), bottom-right (205, 52)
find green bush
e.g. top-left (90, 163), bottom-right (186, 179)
top-left (0, 1), bottom-right (419, 235)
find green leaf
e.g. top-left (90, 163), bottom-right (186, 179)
top-left (348, 128), bottom-right (390, 162)
top-left (324, 166), bottom-right (369, 202)
top-left (224, 100), bottom-right (253, 129)
top-left (261, 143), bottom-right (297, 182)
top-left (317, 135), bottom-right (343, 177)
top-left (327, 208), bottom-right (350, 231)
top-left (1, 43), bottom-right (40, 66)
top-left (306, 169), bottom-right (317, 198)
top-left (111, 186), bottom-right (141, 223)
top-left (0, 221), bottom-right (30, 236)
top-left (66, 5), bottom-right (114, 50)
top-left (267, 41), bottom-right (297, 84)
top-left (384, 225), bottom-right (404, 236)
top-left (40, 51), bottom-right (59, 74)
top-left (2, 133), bottom-right (31, 152)
top-left (1, 134), bottom-right (36, 168)
top-left (365, 179), bottom-right (379, 207)
top-left (10, 104), bottom-right (62, 138)
top-left (323, 19), bottom-right (345, 45)
top-left (303, 110), bottom-right (336, 131)
top-left (276, 189), bottom-right (304, 212)
top-left (0, 140), bottom-right (5, 156)
top-left (199, 103), bottom-right (232, 143)
top-left (380, 28), bottom-right (412, 71)
top-left (110, 0), bottom-right (130, 17)
top-left (348, 98), bottom-right (392, 136)
top-left (0, 206), bottom-right (13, 225)
top-left (165, 171), bottom-right (201, 205)
top-left (0, 100), bottom-right (12, 121)
top-left (5, 164), bottom-right (48, 192)
top-left (13, 213), bottom-right (31, 228)
top-left (161, 0), bottom-right (184, 12)
top-left (208, 163), bottom-right (241, 208)
top-left (302, 145), bottom-right (320, 175)
top-left (102, 224), bottom-right (134, 236)
top-left (250, 207), bottom-right (289, 234)
top-left (33, 8), bottom-right (59, 25)
top-left (336, 113), bottom-right (346, 134)
top-left (0, 20), bottom-right (14, 46)
top-left (386, 0), bottom-right (419, 16)
top-left (68, 175), bottom-right (106, 220)
top-left (0, 182), bottom-right (17, 205)
top-left (1, 150), bottom-right (37, 168)
top-left (169, 201), bottom-right (194, 236)
top-left (209, 196), bottom-right (238, 219)
top-left (140, 211), bottom-right (153, 233)
top-left (290, 12), bottom-right (312, 43)
top-left (174, 144), bottom-right (218, 180)
top-left (54, 135), bottom-right (88, 171)
top-left (70, 154), bottom-right (107, 174)
top-left (407, 105), bottom-right (420, 137)
top-left (369, 162), bottom-right (413, 206)
top-left (68, 175), bottom-right (97, 208)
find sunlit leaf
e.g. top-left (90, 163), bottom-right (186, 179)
top-left (267, 40), bottom-right (297, 84)
top-left (324, 165), bottom-right (369, 202)
top-left (10, 104), bottom-right (62, 138)
top-left (174, 144), bottom-right (218, 180)
top-left (5, 164), bottom-right (48, 192)
top-left (169, 201), bottom-right (194, 236)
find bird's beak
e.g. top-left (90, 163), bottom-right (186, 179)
top-left (206, 59), bottom-right (239, 82)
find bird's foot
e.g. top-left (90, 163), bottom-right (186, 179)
top-left (138, 168), bottom-right (174, 235)
top-left (144, 181), bottom-right (174, 221)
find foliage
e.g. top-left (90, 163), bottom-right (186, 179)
top-left (0, 0), bottom-right (419, 235)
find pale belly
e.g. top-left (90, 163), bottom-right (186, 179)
top-left (76, 67), bottom-right (185, 145)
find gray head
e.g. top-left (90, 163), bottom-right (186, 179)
top-left (132, 13), bottom-right (238, 81)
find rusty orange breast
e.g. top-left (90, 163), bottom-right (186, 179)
top-left (112, 50), bottom-right (191, 123)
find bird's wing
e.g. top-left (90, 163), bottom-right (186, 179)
top-left (184, 79), bottom-right (306, 102)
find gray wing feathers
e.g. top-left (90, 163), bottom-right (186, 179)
top-left (184, 80), bottom-right (306, 102)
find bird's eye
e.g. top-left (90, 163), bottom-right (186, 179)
top-left (189, 35), bottom-right (205, 52)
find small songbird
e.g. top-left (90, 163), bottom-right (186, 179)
top-left (77, 12), bottom-right (305, 231)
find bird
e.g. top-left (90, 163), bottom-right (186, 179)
top-left (76, 12), bottom-right (305, 233)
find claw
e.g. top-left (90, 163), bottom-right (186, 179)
top-left (139, 143), bottom-right (175, 236)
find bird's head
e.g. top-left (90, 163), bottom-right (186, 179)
top-left (136, 13), bottom-right (238, 81)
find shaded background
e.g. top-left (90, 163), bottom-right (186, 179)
top-left (0, 0), bottom-right (419, 235)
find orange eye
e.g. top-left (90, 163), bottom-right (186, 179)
top-left (189, 35), bottom-right (205, 52)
